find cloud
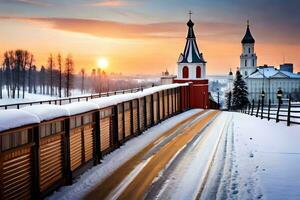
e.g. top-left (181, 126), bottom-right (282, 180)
top-left (0, 0), bottom-right (52, 7)
top-left (86, 0), bottom-right (130, 7)
top-left (0, 16), bottom-right (299, 45)
top-left (0, 16), bottom-right (239, 40)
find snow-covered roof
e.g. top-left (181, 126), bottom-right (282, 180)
top-left (0, 109), bottom-right (40, 132)
top-left (63, 102), bottom-right (99, 116)
top-left (247, 67), bottom-right (300, 79)
top-left (21, 105), bottom-right (69, 122)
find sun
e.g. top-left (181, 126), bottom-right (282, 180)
top-left (97, 58), bottom-right (109, 70)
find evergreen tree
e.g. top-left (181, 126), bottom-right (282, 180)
top-left (232, 70), bottom-right (249, 110)
top-left (225, 91), bottom-right (232, 110)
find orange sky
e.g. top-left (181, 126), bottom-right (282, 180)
top-left (0, 17), bottom-right (300, 75)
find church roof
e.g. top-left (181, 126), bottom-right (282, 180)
top-left (241, 21), bottom-right (255, 44)
top-left (247, 67), bottom-right (300, 79)
top-left (178, 18), bottom-right (206, 64)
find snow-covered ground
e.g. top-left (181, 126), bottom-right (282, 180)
top-left (0, 91), bottom-right (57, 106)
top-left (202, 112), bottom-right (300, 200)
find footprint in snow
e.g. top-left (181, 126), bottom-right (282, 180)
top-left (249, 152), bottom-right (254, 158)
top-left (232, 190), bottom-right (239, 195)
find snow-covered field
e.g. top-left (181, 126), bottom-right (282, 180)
top-left (0, 91), bottom-right (57, 106)
top-left (0, 89), bottom-right (92, 106)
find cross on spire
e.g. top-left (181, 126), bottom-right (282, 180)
top-left (247, 19), bottom-right (250, 27)
top-left (189, 10), bottom-right (192, 20)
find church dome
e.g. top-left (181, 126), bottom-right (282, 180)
top-left (241, 21), bottom-right (255, 44)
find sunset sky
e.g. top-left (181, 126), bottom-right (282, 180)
top-left (0, 0), bottom-right (299, 75)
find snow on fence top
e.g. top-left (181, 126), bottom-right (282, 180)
top-left (62, 102), bottom-right (99, 116)
top-left (21, 105), bottom-right (70, 122)
top-left (0, 83), bottom-right (188, 132)
top-left (0, 109), bottom-right (40, 132)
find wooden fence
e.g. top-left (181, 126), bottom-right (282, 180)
top-left (241, 98), bottom-right (300, 126)
top-left (0, 85), bottom-right (190, 200)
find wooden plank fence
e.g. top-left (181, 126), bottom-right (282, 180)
top-left (0, 85), bottom-right (191, 199)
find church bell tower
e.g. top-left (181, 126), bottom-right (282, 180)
top-left (177, 12), bottom-right (206, 80)
top-left (173, 12), bottom-right (209, 109)
top-left (240, 20), bottom-right (257, 77)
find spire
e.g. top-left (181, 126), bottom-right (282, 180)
top-left (187, 10), bottom-right (195, 38)
top-left (241, 20), bottom-right (255, 44)
top-left (178, 12), bottom-right (206, 64)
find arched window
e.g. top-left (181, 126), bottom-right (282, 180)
top-left (183, 66), bottom-right (189, 78)
top-left (196, 66), bottom-right (201, 78)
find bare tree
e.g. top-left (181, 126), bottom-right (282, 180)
top-left (57, 53), bottom-right (63, 97)
top-left (3, 51), bottom-right (12, 98)
top-left (64, 55), bottom-right (74, 97)
top-left (28, 54), bottom-right (34, 93)
top-left (47, 54), bottom-right (54, 96)
top-left (40, 66), bottom-right (46, 94)
top-left (32, 65), bottom-right (37, 94)
top-left (81, 68), bottom-right (85, 94)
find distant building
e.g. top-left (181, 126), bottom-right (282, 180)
top-left (160, 69), bottom-right (176, 85)
top-left (228, 21), bottom-right (300, 103)
top-left (280, 63), bottom-right (293, 73)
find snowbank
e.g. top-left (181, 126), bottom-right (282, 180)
top-left (0, 109), bottom-right (40, 132)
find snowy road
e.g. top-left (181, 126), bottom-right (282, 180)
top-left (85, 110), bottom-right (220, 200)
top-left (50, 110), bottom-right (300, 200)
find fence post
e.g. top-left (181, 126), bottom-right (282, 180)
top-left (276, 99), bottom-right (281, 123)
top-left (261, 97), bottom-right (264, 119)
top-left (268, 99), bottom-right (271, 121)
top-left (63, 118), bottom-right (72, 185)
top-left (157, 92), bottom-right (161, 122)
top-left (137, 99), bottom-right (141, 135)
top-left (151, 94), bottom-right (154, 126)
top-left (167, 89), bottom-right (170, 117)
top-left (287, 96), bottom-right (291, 126)
top-left (162, 90), bottom-right (165, 118)
top-left (94, 111), bottom-right (101, 165)
top-left (251, 99), bottom-right (254, 116)
top-left (122, 103), bottom-right (125, 141)
top-left (256, 99), bottom-right (260, 117)
top-left (32, 126), bottom-right (41, 199)
top-left (143, 96), bottom-right (147, 128)
top-left (130, 101), bottom-right (134, 136)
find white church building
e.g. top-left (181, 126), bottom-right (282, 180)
top-left (228, 21), bottom-right (300, 103)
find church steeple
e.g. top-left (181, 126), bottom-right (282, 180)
top-left (178, 12), bottom-right (206, 64)
top-left (177, 12), bottom-right (207, 80)
top-left (241, 20), bottom-right (255, 44)
top-left (240, 20), bottom-right (257, 77)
